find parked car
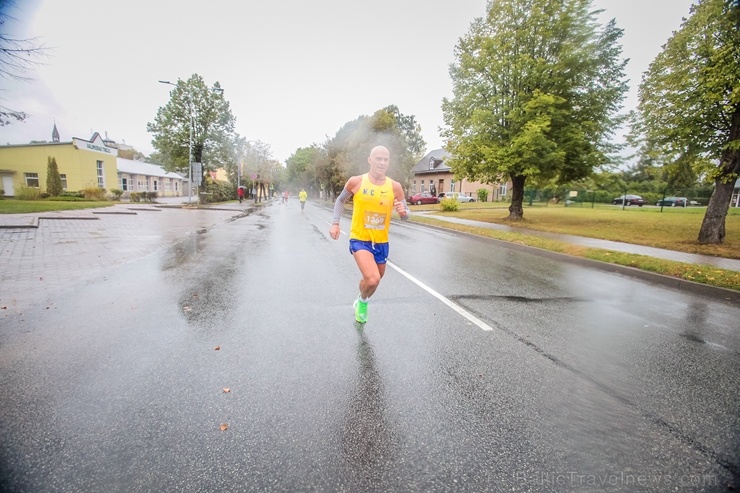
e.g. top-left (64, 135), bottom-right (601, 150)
top-left (612, 194), bottom-right (646, 206)
top-left (438, 191), bottom-right (475, 203)
top-left (656, 196), bottom-right (688, 207)
top-left (407, 191), bottom-right (439, 205)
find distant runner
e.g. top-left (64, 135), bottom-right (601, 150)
top-left (299, 188), bottom-right (308, 212)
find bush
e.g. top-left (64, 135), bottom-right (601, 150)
top-left (477, 188), bottom-right (489, 202)
top-left (46, 156), bottom-right (64, 197)
top-left (39, 192), bottom-right (51, 199)
top-left (110, 189), bottom-right (123, 200)
top-left (130, 192), bottom-right (141, 202)
top-left (82, 187), bottom-right (106, 200)
top-left (204, 179), bottom-right (234, 203)
top-left (47, 196), bottom-right (96, 202)
top-left (61, 190), bottom-right (85, 198)
top-left (16, 186), bottom-right (41, 200)
top-left (146, 191), bottom-right (158, 202)
top-left (439, 198), bottom-right (460, 212)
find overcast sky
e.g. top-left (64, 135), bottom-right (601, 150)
top-left (1, 0), bottom-right (695, 164)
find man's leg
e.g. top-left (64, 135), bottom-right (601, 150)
top-left (353, 250), bottom-right (383, 299)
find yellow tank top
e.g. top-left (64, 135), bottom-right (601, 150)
top-left (350, 174), bottom-right (394, 243)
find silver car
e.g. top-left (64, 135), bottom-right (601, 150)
top-left (438, 191), bottom-right (475, 203)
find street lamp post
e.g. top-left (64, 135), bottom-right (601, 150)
top-left (159, 80), bottom-right (225, 205)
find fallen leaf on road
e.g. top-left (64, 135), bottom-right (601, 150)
top-left (219, 423), bottom-right (229, 431)
top-left (223, 388), bottom-right (231, 393)
top-left (214, 346), bottom-right (221, 351)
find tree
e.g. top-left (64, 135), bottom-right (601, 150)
top-left (285, 145), bottom-right (326, 192)
top-left (45, 156), bottom-right (62, 196)
top-left (116, 147), bottom-right (148, 161)
top-left (0, 0), bottom-right (49, 126)
top-left (323, 106), bottom-right (425, 191)
top-left (442, 0), bottom-right (628, 220)
top-left (241, 140), bottom-right (274, 202)
top-left (147, 74), bottom-right (237, 194)
top-left (634, 0), bottom-right (739, 244)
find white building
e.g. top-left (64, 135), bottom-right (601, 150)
top-left (117, 158), bottom-right (188, 198)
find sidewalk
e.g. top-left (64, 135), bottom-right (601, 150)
top-left (420, 213), bottom-right (740, 272)
top-left (0, 197), bottom-right (267, 228)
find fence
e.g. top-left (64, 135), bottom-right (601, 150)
top-left (521, 187), bottom-right (715, 208)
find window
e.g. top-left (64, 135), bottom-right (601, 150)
top-left (153, 180), bottom-right (159, 191)
top-left (96, 161), bottom-right (105, 188)
top-left (24, 173), bottom-right (39, 188)
top-left (421, 180), bottom-right (425, 192)
top-left (499, 184), bottom-right (507, 196)
top-left (138, 179), bottom-right (148, 191)
top-left (60, 174), bottom-right (68, 190)
top-left (174, 181), bottom-right (179, 192)
top-left (120, 177), bottom-right (129, 191)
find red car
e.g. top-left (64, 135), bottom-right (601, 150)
top-left (408, 192), bottom-right (439, 205)
top-left (613, 194), bottom-right (646, 206)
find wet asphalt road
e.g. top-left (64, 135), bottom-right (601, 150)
top-left (0, 200), bottom-right (738, 492)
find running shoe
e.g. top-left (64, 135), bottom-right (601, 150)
top-left (353, 297), bottom-right (368, 323)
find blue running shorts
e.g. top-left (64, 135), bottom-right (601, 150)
top-left (349, 239), bottom-right (389, 264)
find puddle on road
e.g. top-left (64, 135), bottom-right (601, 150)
top-left (450, 294), bottom-right (589, 304)
top-left (160, 232), bottom-right (208, 271)
top-left (679, 332), bottom-right (729, 351)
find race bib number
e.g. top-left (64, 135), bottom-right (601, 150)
top-left (363, 210), bottom-right (386, 229)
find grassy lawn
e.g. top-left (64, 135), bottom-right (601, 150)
top-left (410, 202), bottom-right (740, 260)
top-left (0, 199), bottom-right (114, 213)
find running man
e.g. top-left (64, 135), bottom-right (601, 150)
top-left (329, 146), bottom-right (410, 323)
top-left (298, 188), bottom-right (308, 212)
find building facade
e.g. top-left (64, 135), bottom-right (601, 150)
top-left (0, 132), bottom-right (186, 198)
top-left (408, 149), bottom-right (512, 202)
top-left (117, 158), bottom-right (187, 198)
top-left (0, 133), bottom-right (119, 197)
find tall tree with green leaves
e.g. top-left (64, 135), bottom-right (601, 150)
top-left (442, 0), bottom-right (628, 220)
top-left (45, 156), bottom-right (62, 196)
top-left (323, 106), bottom-right (426, 192)
top-left (147, 74), bottom-right (237, 193)
top-left (285, 145), bottom-right (327, 192)
top-left (634, 0), bottom-right (739, 244)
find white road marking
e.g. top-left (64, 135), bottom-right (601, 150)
top-left (326, 220), bottom-right (491, 331)
top-left (387, 260), bottom-right (494, 331)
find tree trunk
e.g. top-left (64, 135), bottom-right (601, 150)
top-left (697, 107), bottom-right (740, 244)
top-left (507, 174), bottom-right (526, 221)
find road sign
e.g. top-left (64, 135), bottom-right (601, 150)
top-left (193, 162), bottom-right (203, 185)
